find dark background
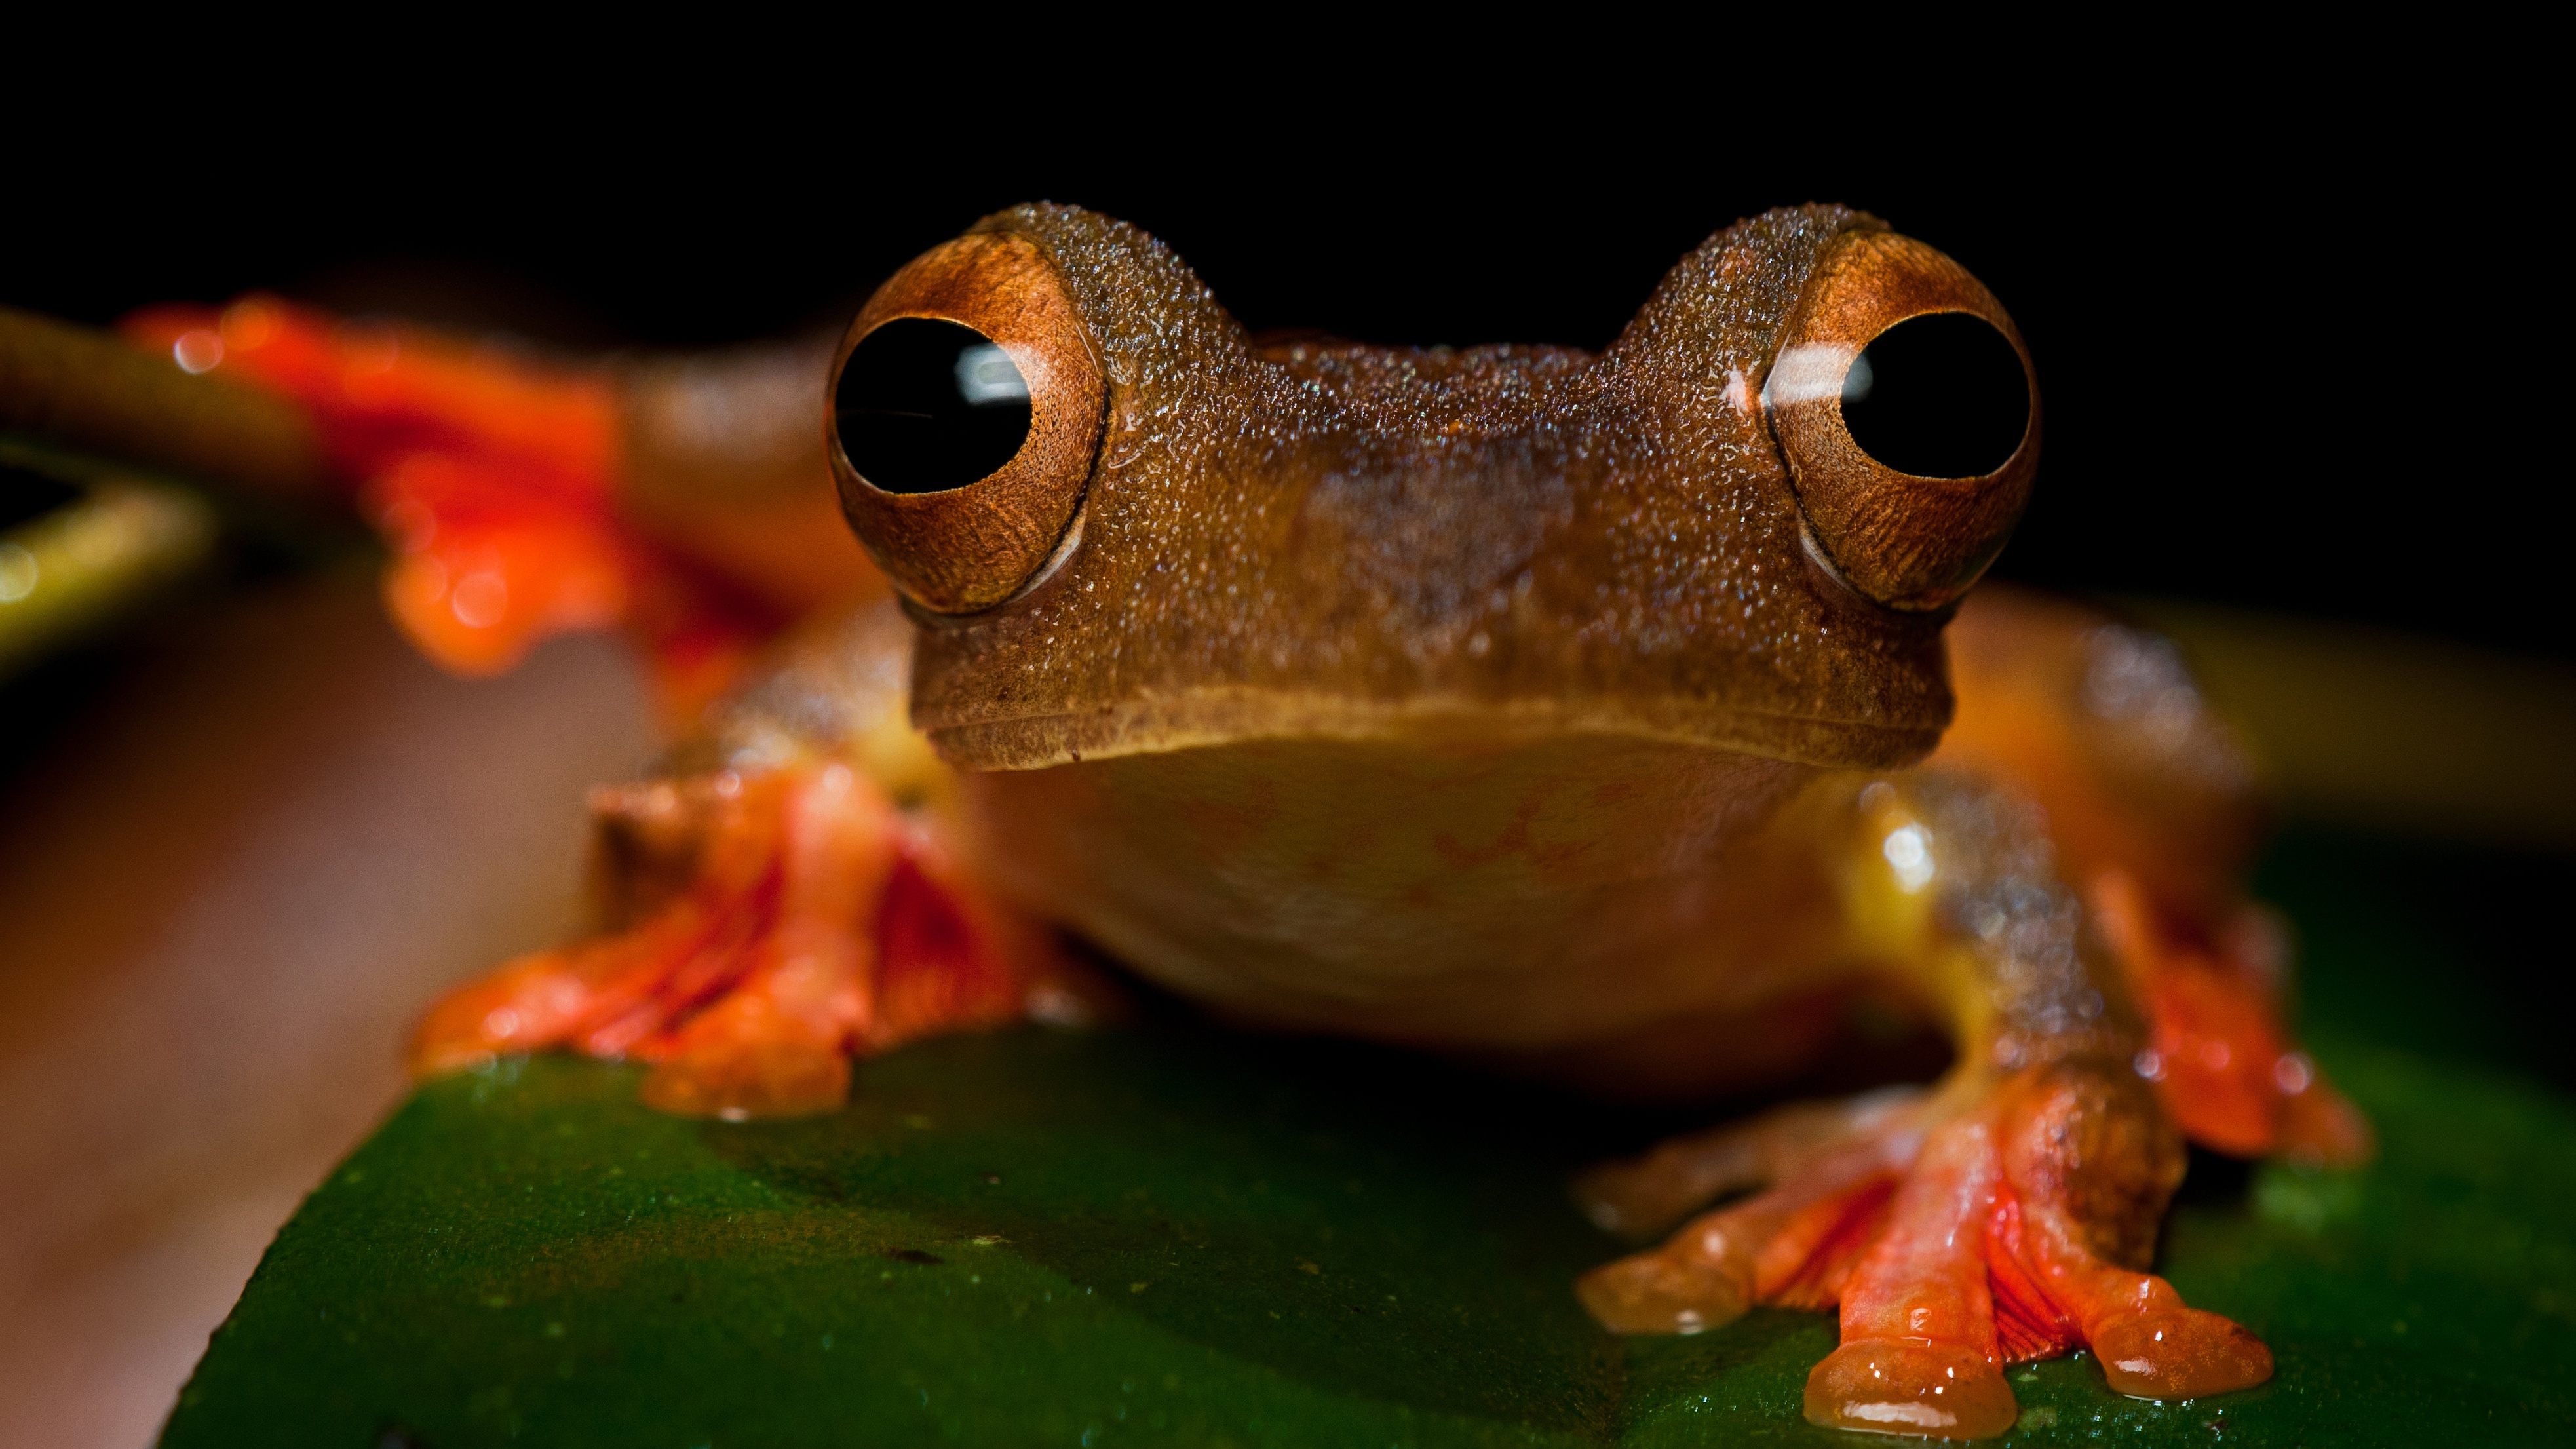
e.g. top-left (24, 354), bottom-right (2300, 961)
top-left (3, 77), bottom-right (2554, 659)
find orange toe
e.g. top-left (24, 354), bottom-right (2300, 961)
top-left (1575, 1243), bottom-right (1752, 1336)
top-left (2092, 1307), bottom-right (2273, 1399)
top-left (640, 1035), bottom-right (851, 1120)
top-left (2277, 1072), bottom-right (2375, 1168)
top-left (1804, 1338), bottom-right (2018, 1440)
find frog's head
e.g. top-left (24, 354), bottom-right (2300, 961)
top-left (826, 203), bottom-right (2037, 775)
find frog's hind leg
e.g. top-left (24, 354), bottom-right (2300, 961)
top-left (1937, 585), bottom-right (2372, 1167)
top-left (2089, 872), bottom-right (2373, 1165)
top-left (410, 759), bottom-right (1076, 1118)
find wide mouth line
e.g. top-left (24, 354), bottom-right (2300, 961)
top-left (922, 689), bottom-right (1942, 773)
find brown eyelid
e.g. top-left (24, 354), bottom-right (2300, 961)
top-left (829, 230), bottom-right (1106, 614)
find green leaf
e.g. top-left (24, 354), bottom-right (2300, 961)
top-left (163, 830), bottom-right (2576, 1446)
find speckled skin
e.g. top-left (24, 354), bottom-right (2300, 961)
top-left (910, 203), bottom-right (1949, 775)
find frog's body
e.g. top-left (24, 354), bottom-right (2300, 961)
top-left (412, 203), bottom-right (2366, 1439)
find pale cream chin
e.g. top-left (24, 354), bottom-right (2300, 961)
top-left (956, 740), bottom-right (1867, 1057)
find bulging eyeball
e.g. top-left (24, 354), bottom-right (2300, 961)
top-left (828, 231), bottom-right (1105, 613)
top-left (1764, 230), bottom-right (2038, 611)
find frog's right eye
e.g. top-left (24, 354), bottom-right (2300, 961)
top-left (829, 231), bottom-right (1104, 613)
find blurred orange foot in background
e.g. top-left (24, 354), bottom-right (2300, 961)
top-left (2092, 871), bottom-right (2374, 1167)
top-left (122, 297), bottom-right (804, 722)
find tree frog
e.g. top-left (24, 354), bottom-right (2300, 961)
top-left (403, 203), bottom-right (2366, 1439)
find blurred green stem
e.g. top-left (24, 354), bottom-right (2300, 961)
top-left (0, 481), bottom-right (218, 679)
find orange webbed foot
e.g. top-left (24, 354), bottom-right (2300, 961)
top-left (1801, 1102), bottom-right (2021, 1439)
top-left (411, 762), bottom-right (1077, 1119)
top-left (1574, 1091), bottom-right (1925, 1336)
top-left (1571, 1085), bottom-right (1921, 1242)
top-left (1580, 1060), bottom-right (2275, 1440)
top-left (1809, 1062), bottom-right (2270, 1436)
top-left (1984, 1062), bottom-right (2273, 1402)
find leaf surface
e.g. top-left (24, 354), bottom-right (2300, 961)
top-left (162, 830), bottom-right (2576, 1446)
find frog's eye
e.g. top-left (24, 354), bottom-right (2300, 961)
top-left (1764, 230), bottom-right (2039, 611)
top-left (836, 319), bottom-right (1036, 493)
top-left (828, 231), bottom-right (1104, 613)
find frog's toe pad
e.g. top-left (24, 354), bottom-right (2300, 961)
top-left (1571, 1086), bottom-right (1920, 1241)
top-left (1574, 1243), bottom-right (1750, 1335)
top-left (2091, 1309), bottom-right (2273, 1399)
top-left (1803, 1338), bottom-right (2017, 1439)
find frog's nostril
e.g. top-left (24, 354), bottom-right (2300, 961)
top-left (1839, 313), bottom-right (2028, 482)
top-left (833, 318), bottom-right (1033, 495)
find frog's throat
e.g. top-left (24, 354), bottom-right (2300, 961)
top-left (921, 687), bottom-right (1941, 774)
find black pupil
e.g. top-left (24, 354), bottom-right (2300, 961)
top-left (1838, 313), bottom-right (2029, 479)
top-left (833, 318), bottom-right (1033, 494)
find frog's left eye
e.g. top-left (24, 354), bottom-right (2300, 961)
top-left (1765, 229), bottom-right (2039, 611)
top-left (829, 230), bottom-right (1105, 613)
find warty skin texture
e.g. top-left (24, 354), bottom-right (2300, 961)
top-left (905, 203), bottom-right (1952, 777)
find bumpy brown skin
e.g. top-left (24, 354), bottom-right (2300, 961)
top-left (906, 203), bottom-right (1957, 771)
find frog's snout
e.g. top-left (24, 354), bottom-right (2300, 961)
top-left (1764, 229), bottom-right (2039, 612)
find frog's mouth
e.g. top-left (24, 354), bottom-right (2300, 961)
top-left (912, 661), bottom-right (1951, 778)
top-left (902, 435), bottom-right (1959, 779)
top-left (900, 436), bottom-right (1963, 777)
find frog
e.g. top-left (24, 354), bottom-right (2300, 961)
top-left (395, 201), bottom-right (2370, 1440)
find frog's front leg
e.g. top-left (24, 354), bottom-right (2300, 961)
top-left (1580, 775), bottom-right (2280, 1438)
top-left (410, 602), bottom-right (1090, 1117)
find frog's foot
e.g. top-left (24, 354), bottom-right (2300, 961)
top-left (1580, 1061), bottom-right (2272, 1440)
top-left (1808, 1060), bottom-right (2269, 1437)
top-left (1572, 1085), bottom-right (1924, 1243)
top-left (122, 296), bottom-right (779, 718)
top-left (1573, 1087), bottom-right (1928, 1335)
top-left (2092, 871), bottom-right (2373, 1166)
top-left (410, 763), bottom-right (1087, 1118)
